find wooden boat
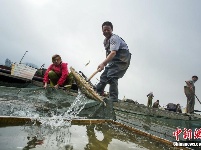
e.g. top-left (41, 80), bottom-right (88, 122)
top-left (0, 64), bottom-right (45, 87)
top-left (0, 64), bottom-right (78, 90)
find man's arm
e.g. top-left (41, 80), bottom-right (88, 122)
top-left (185, 81), bottom-right (191, 86)
top-left (185, 80), bottom-right (194, 90)
top-left (43, 64), bottom-right (53, 89)
top-left (97, 50), bottom-right (116, 71)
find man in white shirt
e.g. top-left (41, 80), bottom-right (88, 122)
top-left (96, 21), bottom-right (131, 103)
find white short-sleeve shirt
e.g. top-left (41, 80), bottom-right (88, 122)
top-left (104, 34), bottom-right (129, 51)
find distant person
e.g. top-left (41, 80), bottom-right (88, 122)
top-left (147, 92), bottom-right (154, 107)
top-left (43, 54), bottom-right (73, 89)
top-left (176, 104), bottom-right (182, 113)
top-left (96, 21), bottom-right (131, 102)
top-left (184, 75), bottom-right (198, 114)
top-left (153, 100), bottom-right (160, 108)
top-left (5, 58), bottom-right (12, 67)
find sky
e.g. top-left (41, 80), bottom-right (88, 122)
top-left (0, 0), bottom-right (201, 110)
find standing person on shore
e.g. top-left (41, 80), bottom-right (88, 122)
top-left (184, 75), bottom-right (198, 113)
top-left (147, 92), bottom-right (154, 107)
top-left (43, 54), bottom-right (73, 89)
top-left (96, 21), bottom-right (131, 103)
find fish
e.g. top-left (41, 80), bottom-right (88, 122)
top-left (85, 60), bottom-right (90, 66)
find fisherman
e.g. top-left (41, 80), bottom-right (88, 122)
top-left (153, 100), bottom-right (160, 108)
top-left (43, 54), bottom-right (73, 89)
top-left (96, 21), bottom-right (131, 102)
top-left (184, 75), bottom-right (198, 114)
top-left (176, 104), bottom-right (182, 113)
top-left (147, 92), bottom-right (154, 107)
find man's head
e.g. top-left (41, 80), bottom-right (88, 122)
top-left (52, 54), bottom-right (62, 65)
top-left (192, 75), bottom-right (198, 82)
top-left (102, 21), bottom-right (113, 39)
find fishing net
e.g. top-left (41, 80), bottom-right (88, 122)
top-left (0, 85), bottom-right (99, 118)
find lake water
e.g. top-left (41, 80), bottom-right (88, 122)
top-left (0, 122), bottom-right (178, 150)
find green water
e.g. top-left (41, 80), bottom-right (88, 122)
top-left (0, 85), bottom-right (197, 149)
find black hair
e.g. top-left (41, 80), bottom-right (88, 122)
top-left (52, 54), bottom-right (61, 62)
top-left (102, 21), bottom-right (113, 30)
top-left (192, 75), bottom-right (198, 79)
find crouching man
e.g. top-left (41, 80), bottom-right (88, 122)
top-left (43, 54), bottom-right (73, 89)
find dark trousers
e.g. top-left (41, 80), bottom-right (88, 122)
top-left (96, 57), bottom-right (130, 101)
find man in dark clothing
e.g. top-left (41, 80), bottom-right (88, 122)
top-left (96, 21), bottom-right (131, 102)
top-left (147, 92), bottom-right (154, 107)
top-left (153, 100), bottom-right (160, 108)
top-left (176, 104), bottom-right (182, 113)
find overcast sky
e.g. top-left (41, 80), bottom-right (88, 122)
top-left (0, 0), bottom-right (201, 110)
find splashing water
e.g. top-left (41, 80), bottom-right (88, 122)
top-left (0, 86), bottom-right (92, 149)
top-left (64, 90), bottom-right (89, 119)
top-left (0, 86), bottom-right (90, 127)
top-left (23, 89), bottom-right (89, 149)
top-left (19, 88), bottom-right (90, 149)
top-left (38, 89), bottom-right (89, 128)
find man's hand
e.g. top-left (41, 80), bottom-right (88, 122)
top-left (54, 84), bottom-right (59, 89)
top-left (44, 83), bottom-right (48, 89)
top-left (97, 63), bottom-right (105, 71)
top-left (97, 50), bottom-right (116, 71)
